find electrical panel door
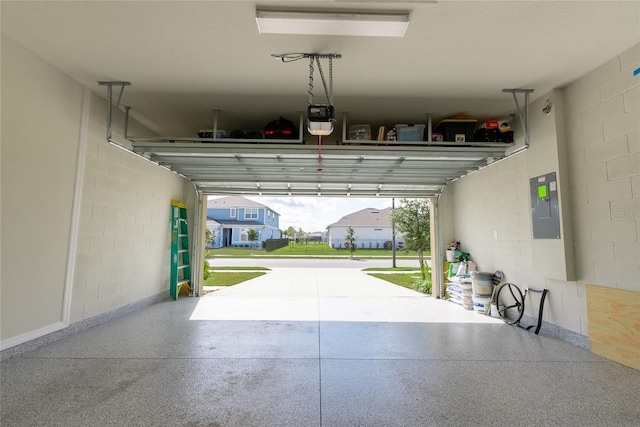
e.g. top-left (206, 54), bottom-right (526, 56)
top-left (530, 172), bottom-right (560, 239)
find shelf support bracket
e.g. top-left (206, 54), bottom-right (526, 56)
top-left (502, 88), bottom-right (534, 147)
top-left (98, 81), bottom-right (131, 141)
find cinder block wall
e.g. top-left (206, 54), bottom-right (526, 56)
top-left (564, 43), bottom-right (639, 295)
top-left (69, 92), bottom-right (195, 323)
top-left (440, 43), bottom-right (639, 336)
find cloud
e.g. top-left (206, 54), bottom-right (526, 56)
top-left (274, 197), bottom-right (393, 232)
top-left (209, 195), bottom-right (395, 232)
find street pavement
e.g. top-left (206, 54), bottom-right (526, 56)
top-left (207, 256), bottom-right (421, 269)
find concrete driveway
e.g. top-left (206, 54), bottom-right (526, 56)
top-left (197, 262), bottom-right (500, 325)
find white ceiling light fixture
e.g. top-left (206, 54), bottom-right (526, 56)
top-left (256, 11), bottom-right (410, 37)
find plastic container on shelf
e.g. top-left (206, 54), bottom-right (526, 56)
top-left (434, 118), bottom-right (477, 142)
top-left (198, 130), bottom-right (226, 139)
top-left (349, 124), bottom-right (371, 140)
top-left (396, 124), bottom-right (426, 141)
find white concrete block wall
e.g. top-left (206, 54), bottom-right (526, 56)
top-left (565, 43), bottom-right (640, 298)
top-left (69, 92), bottom-right (195, 324)
top-left (444, 152), bottom-right (532, 289)
top-left (442, 43), bottom-right (639, 335)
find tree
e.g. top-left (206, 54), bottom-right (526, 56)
top-left (344, 226), bottom-right (357, 259)
top-left (391, 199), bottom-right (431, 281)
top-left (247, 229), bottom-right (259, 247)
top-left (205, 228), bottom-right (216, 248)
top-left (284, 226), bottom-right (297, 241)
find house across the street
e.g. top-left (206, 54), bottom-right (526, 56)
top-left (207, 196), bottom-right (281, 248)
top-left (326, 207), bottom-right (401, 250)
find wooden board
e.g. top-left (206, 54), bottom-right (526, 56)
top-left (586, 285), bottom-right (640, 371)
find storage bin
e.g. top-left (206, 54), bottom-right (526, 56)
top-left (434, 119), bottom-right (477, 142)
top-left (500, 130), bottom-right (514, 143)
top-left (349, 124), bottom-right (371, 140)
top-left (198, 130), bottom-right (226, 139)
top-left (396, 124), bottom-right (426, 141)
top-left (474, 128), bottom-right (500, 142)
top-left (475, 120), bottom-right (514, 143)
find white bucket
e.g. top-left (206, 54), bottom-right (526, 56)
top-left (446, 250), bottom-right (456, 262)
top-left (471, 271), bottom-right (493, 296)
top-left (472, 295), bottom-right (492, 315)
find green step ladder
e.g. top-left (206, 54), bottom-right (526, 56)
top-left (170, 201), bottom-right (191, 300)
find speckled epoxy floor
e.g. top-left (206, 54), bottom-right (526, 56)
top-left (2, 268), bottom-right (639, 426)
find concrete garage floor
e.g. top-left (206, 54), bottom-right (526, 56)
top-left (2, 264), bottom-right (640, 426)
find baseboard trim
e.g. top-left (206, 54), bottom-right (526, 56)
top-left (519, 314), bottom-right (591, 351)
top-left (0, 322), bottom-right (67, 352)
top-left (1, 292), bottom-right (170, 360)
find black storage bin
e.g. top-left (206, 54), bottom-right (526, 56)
top-left (499, 131), bottom-right (514, 143)
top-left (434, 119), bottom-right (477, 142)
top-left (473, 129), bottom-right (514, 143)
top-left (474, 128), bottom-right (500, 142)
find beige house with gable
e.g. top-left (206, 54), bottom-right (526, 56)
top-left (326, 207), bottom-right (402, 250)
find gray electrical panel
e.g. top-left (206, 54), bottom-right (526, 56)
top-left (530, 172), bottom-right (561, 239)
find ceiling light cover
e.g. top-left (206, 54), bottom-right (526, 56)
top-left (256, 11), bottom-right (409, 37)
top-left (308, 121), bottom-right (334, 136)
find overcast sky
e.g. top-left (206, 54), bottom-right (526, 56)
top-left (210, 196), bottom-right (394, 232)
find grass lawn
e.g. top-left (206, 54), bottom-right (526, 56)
top-left (208, 266), bottom-right (270, 271)
top-left (207, 242), bottom-right (427, 258)
top-left (362, 267), bottom-right (421, 272)
top-left (203, 271), bottom-right (266, 286)
top-left (368, 272), bottom-right (427, 293)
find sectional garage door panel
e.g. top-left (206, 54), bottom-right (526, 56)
top-left (131, 142), bottom-right (511, 197)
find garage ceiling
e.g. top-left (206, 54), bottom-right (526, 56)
top-left (2, 1), bottom-right (638, 196)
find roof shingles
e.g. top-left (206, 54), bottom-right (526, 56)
top-left (328, 207), bottom-right (392, 228)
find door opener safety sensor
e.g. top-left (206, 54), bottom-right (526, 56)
top-left (272, 53), bottom-right (341, 136)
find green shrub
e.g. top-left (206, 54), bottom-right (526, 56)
top-left (414, 263), bottom-right (432, 294)
top-left (203, 259), bottom-right (211, 280)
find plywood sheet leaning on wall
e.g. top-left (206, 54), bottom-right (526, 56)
top-left (587, 285), bottom-right (640, 371)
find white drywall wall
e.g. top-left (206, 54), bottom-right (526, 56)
top-left (1, 34), bottom-right (196, 348)
top-left (1, 34), bottom-right (83, 342)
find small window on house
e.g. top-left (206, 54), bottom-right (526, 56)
top-left (240, 228), bottom-right (248, 241)
top-left (374, 228), bottom-right (383, 231)
top-left (230, 208), bottom-right (236, 218)
top-left (245, 208), bottom-right (258, 220)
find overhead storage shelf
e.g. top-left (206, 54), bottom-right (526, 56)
top-left (100, 83), bottom-right (522, 197)
top-left (126, 111), bottom-right (307, 145)
top-left (338, 112), bottom-right (515, 146)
